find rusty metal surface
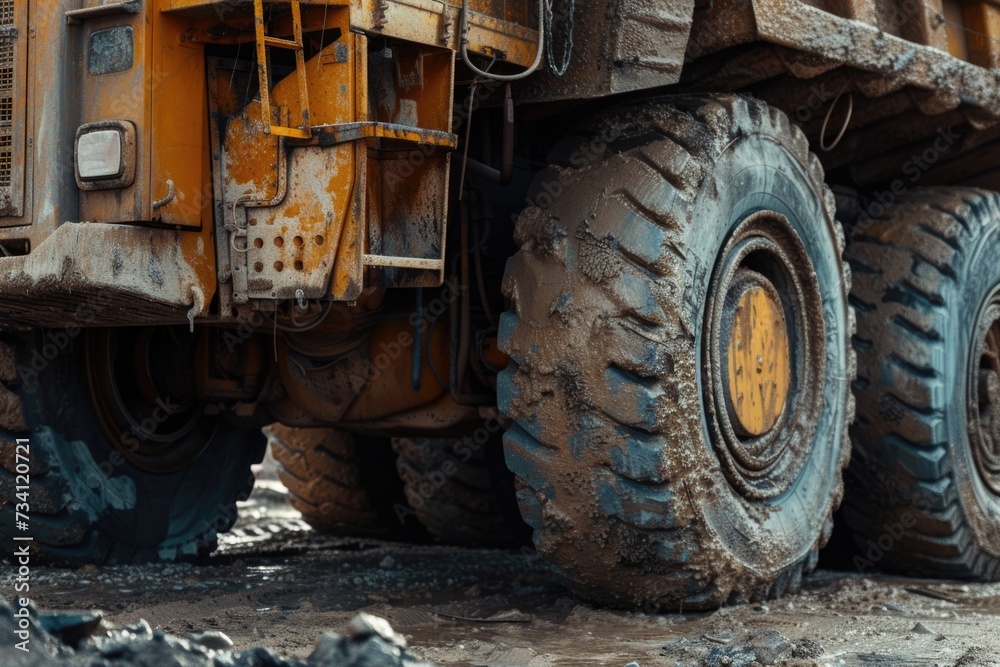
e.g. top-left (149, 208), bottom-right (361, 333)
top-left (362, 254), bottom-right (444, 270)
top-left (209, 4), bottom-right (456, 306)
top-left (0, 222), bottom-right (209, 327)
top-left (73, 4), bottom-right (211, 229)
top-left (0, 1), bottom-right (222, 328)
top-left (166, 0), bottom-right (347, 14)
top-left (252, 0), bottom-right (313, 139)
top-left (245, 143), bottom-right (357, 301)
top-left (308, 121), bottom-right (457, 148)
top-left (971, 295), bottom-right (1000, 496)
top-left (213, 23), bottom-right (362, 303)
top-left (276, 306), bottom-right (480, 432)
top-left (0, 0), bottom-right (511, 327)
top-left (966, 1), bottom-right (1000, 69)
top-left (355, 0), bottom-right (540, 68)
top-left (749, 0), bottom-right (1000, 120)
top-left (165, 0), bottom-right (540, 69)
top-left (151, 11), bottom-right (213, 229)
top-left (65, 1), bottom-right (143, 23)
top-left (514, 0), bottom-right (696, 104)
top-left (362, 42), bottom-right (453, 291)
top-left (722, 271), bottom-right (791, 438)
top-left (7, 0), bottom-right (1000, 333)
top-left (1, 0), bottom-right (80, 245)
top-left (76, 7), bottom-right (151, 225)
top-left (677, 0), bottom-right (1000, 189)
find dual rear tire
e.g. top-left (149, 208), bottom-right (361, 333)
top-left (266, 425), bottom-right (409, 538)
top-left (845, 189), bottom-right (1000, 577)
top-left (268, 426), bottom-right (528, 545)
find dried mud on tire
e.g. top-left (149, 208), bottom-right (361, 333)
top-left (498, 94), bottom-right (855, 609)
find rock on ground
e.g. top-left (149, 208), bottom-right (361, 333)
top-left (0, 598), bottom-right (435, 667)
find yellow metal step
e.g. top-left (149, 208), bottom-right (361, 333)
top-left (268, 125), bottom-right (311, 139)
top-left (263, 35), bottom-right (302, 50)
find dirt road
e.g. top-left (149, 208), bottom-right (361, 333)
top-left (7, 471), bottom-right (1000, 666)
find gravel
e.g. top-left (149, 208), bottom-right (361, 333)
top-left (1, 598), bottom-right (436, 667)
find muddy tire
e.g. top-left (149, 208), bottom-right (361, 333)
top-left (0, 331), bottom-right (266, 565)
top-left (393, 437), bottom-right (530, 545)
top-left (844, 188), bottom-right (1000, 578)
top-left (498, 94), bottom-right (855, 608)
top-left (267, 424), bottom-right (412, 537)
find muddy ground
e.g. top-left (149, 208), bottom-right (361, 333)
top-left (5, 452), bottom-right (1000, 667)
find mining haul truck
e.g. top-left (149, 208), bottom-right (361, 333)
top-left (2, 0), bottom-right (1000, 610)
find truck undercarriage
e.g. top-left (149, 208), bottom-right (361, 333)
top-left (3, 0), bottom-right (1000, 609)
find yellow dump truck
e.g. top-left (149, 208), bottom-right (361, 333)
top-left (2, 0), bottom-right (1000, 609)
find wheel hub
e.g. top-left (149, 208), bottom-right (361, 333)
top-left (86, 327), bottom-right (213, 474)
top-left (704, 211), bottom-right (826, 501)
top-left (972, 298), bottom-right (1000, 495)
top-left (722, 271), bottom-right (791, 438)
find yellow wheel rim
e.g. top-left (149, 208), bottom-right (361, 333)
top-left (724, 284), bottom-right (791, 437)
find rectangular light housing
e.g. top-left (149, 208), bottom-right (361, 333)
top-left (75, 121), bottom-right (136, 191)
top-left (77, 129), bottom-right (123, 180)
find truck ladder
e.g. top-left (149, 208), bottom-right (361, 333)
top-left (253, 0), bottom-right (311, 139)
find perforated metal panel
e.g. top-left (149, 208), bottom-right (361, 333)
top-left (0, 0), bottom-right (15, 210)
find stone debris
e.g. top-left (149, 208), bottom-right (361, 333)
top-left (702, 644), bottom-right (756, 667)
top-left (348, 612), bottom-right (408, 649)
top-left (790, 637), bottom-right (824, 659)
top-left (308, 629), bottom-right (431, 667)
top-left (36, 610), bottom-right (103, 649)
top-left (190, 630), bottom-right (235, 651)
top-left (1, 597), bottom-right (436, 667)
top-left (955, 646), bottom-right (1000, 667)
top-left (751, 629), bottom-right (791, 664)
top-left (701, 629), bottom-right (793, 667)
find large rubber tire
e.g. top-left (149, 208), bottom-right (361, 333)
top-left (0, 331), bottom-right (266, 565)
top-left (498, 94), bottom-right (855, 609)
top-left (844, 188), bottom-right (1000, 578)
top-left (267, 424), bottom-right (412, 537)
top-left (393, 437), bottom-right (530, 545)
